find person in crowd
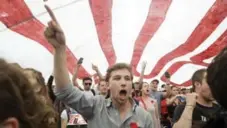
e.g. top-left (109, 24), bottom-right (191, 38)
top-left (91, 64), bottom-right (109, 98)
top-left (167, 86), bottom-right (185, 120)
top-left (203, 46), bottom-right (227, 128)
top-left (159, 84), bottom-right (172, 128)
top-left (172, 69), bottom-right (219, 128)
top-left (96, 79), bottom-right (109, 98)
top-left (44, 5), bottom-right (153, 128)
top-left (150, 79), bottom-right (171, 114)
top-left (72, 62), bottom-right (96, 97)
top-left (0, 59), bottom-right (58, 128)
top-left (133, 81), bottom-right (142, 99)
top-left (181, 88), bottom-right (187, 95)
top-left (138, 82), bottom-right (161, 128)
top-left (132, 61), bottom-right (146, 100)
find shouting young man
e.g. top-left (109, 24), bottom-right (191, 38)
top-left (44, 5), bottom-right (153, 128)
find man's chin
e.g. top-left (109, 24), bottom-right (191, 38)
top-left (116, 97), bottom-right (128, 104)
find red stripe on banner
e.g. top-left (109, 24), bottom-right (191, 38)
top-left (0, 0), bottom-right (90, 78)
top-left (145, 1), bottom-right (227, 79)
top-left (161, 30), bottom-right (227, 86)
top-left (130, 0), bottom-right (172, 75)
top-left (89, 0), bottom-right (116, 66)
top-left (190, 30), bottom-right (227, 65)
top-left (160, 61), bottom-right (192, 86)
top-left (0, 0), bottom-right (32, 27)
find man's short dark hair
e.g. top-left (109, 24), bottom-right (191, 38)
top-left (105, 63), bottom-right (133, 82)
top-left (98, 79), bottom-right (106, 85)
top-left (152, 79), bottom-right (159, 84)
top-left (207, 47), bottom-right (227, 109)
top-left (191, 69), bottom-right (206, 92)
top-left (82, 77), bottom-right (92, 83)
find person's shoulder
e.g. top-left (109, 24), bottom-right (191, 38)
top-left (135, 106), bottom-right (153, 126)
top-left (172, 103), bottom-right (186, 123)
top-left (135, 105), bottom-right (151, 118)
top-left (173, 103), bottom-right (186, 114)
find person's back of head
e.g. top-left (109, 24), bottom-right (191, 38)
top-left (0, 59), bottom-right (58, 128)
top-left (204, 47), bottom-right (227, 128)
top-left (0, 63), bottom-right (33, 128)
top-left (207, 47), bottom-right (227, 109)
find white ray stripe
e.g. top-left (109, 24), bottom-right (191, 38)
top-left (137, 0), bottom-right (215, 74)
top-left (155, 17), bottom-right (227, 84)
top-left (33, 0), bottom-right (109, 75)
top-left (112, 0), bottom-right (151, 63)
top-left (0, 24), bottom-right (53, 82)
top-left (204, 57), bottom-right (215, 63)
top-left (24, 0), bottom-right (81, 16)
top-left (0, 22), bottom-right (6, 31)
top-left (171, 64), bottom-right (205, 85)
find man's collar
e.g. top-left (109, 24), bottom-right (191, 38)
top-left (106, 97), bottom-right (138, 112)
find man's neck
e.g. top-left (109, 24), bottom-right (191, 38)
top-left (112, 98), bottom-right (132, 113)
top-left (197, 96), bottom-right (213, 107)
top-left (100, 93), bottom-right (107, 97)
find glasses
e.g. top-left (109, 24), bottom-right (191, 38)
top-left (84, 83), bottom-right (92, 86)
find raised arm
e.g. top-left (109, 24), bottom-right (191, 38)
top-left (172, 93), bottom-right (197, 128)
top-left (44, 5), bottom-right (95, 119)
top-left (138, 61), bottom-right (146, 86)
top-left (72, 64), bottom-right (84, 90)
top-left (92, 64), bottom-right (105, 80)
top-left (166, 94), bottom-right (184, 106)
top-left (44, 5), bottom-right (70, 88)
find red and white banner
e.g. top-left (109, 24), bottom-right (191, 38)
top-left (1, 0), bottom-right (227, 86)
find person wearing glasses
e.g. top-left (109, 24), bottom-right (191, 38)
top-left (82, 77), bottom-right (96, 97)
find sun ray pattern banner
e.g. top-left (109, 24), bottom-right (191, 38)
top-left (1, 0), bottom-right (227, 87)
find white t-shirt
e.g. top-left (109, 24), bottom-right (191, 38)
top-left (84, 90), bottom-right (94, 98)
top-left (61, 109), bottom-right (68, 120)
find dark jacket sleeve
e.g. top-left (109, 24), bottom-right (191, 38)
top-left (47, 75), bottom-right (56, 102)
top-left (172, 104), bottom-right (186, 124)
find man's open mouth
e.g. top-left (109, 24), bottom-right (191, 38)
top-left (119, 89), bottom-right (127, 96)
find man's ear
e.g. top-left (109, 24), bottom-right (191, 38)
top-left (194, 81), bottom-right (201, 92)
top-left (2, 117), bottom-right (19, 128)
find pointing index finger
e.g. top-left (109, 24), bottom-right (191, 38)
top-left (45, 5), bottom-right (58, 24)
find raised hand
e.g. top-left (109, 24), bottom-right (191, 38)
top-left (186, 93), bottom-right (198, 107)
top-left (92, 64), bottom-right (98, 71)
top-left (44, 5), bottom-right (66, 49)
top-left (141, 61), bottom-right (147, 69)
